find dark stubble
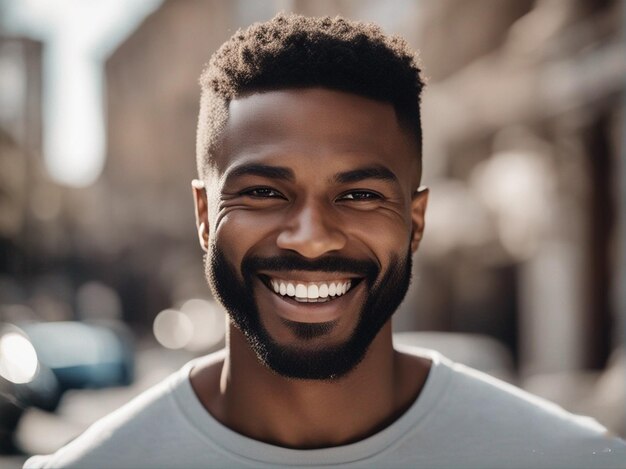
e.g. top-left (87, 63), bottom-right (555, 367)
top-left (205, 245), bottom-right (412, 380)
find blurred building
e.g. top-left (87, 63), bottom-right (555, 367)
top-left (0, 37), bottom-right (43, 256)
top-left (0, 36), bottom-right (46, 293)
top-left (412, 0), bottom-right (625, 376)
top-left (0, 35), bottom-right (93, 328)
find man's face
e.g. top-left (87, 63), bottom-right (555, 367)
top-left (194, 88), bottom-right (427, 380)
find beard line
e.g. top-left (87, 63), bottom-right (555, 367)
top-left (206, 246), bottom-right (412, 380)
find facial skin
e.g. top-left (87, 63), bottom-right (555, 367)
top-left (194, 88), bottom-right (428, 380)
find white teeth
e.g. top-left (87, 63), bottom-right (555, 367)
top-left (295, 284), bottom-right (307, 298)
top-left (269, 278), bottom-right (353, 301)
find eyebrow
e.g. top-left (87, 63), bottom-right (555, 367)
top-left (224, 163), bottom-right (295, 184)
top-left (223, 162), bottom-right (399, 187)
top-left (332, 165), bottom-right (399, 185)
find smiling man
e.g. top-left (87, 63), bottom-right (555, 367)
top-left (25, 13), bottom-right (626, 469)
top-left (197, 87), bottom-right (423, 384)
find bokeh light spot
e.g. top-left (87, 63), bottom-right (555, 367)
top-left (153, 309), bottom-right (193, 349)
top-left (0, 332), bottom-right (39, 384)
top-left (180, 299), bottom-right (225, 352)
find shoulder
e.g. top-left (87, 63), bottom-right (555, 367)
top-left (397, 347), bottom-right (626, 467)
top-left (403, 346), bottom-right (607, 433)
top-left (23, 352), bottom-right (225, 469)
top-left (23, 373), bottom-right (181, 468)
top-left (447, 358), bottom-right (607, 435)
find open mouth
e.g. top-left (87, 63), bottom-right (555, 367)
top-left (259, 275), bottom-right (363, 303)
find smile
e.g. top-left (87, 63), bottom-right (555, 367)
top-left (268, 278), bottom-right (353, 303)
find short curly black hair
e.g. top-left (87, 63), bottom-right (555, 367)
top-left (196, 13), bottom-right (425, 180)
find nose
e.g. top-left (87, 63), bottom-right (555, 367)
top-left (276, 201), bottom-right (347, 258)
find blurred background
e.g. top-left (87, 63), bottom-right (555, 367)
top-left (0, 0), bottom-right (624, 465)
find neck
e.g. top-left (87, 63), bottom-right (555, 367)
top-left (190, 321), bottom-right (430, 449)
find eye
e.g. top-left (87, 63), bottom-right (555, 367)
top-left (241, 187), bottom-right (286, 199)
top-left (337, 190), bottom-right (383, 202)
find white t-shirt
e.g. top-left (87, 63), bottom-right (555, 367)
top-left (24, 348), bottom-right (626, 469)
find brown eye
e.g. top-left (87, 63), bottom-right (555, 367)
top-left (242, 187), bottom-right (285, 199)
top-left (337, 190), bottom-right (382, 201)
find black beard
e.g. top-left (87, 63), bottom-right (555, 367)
top-left (205, 246), bottom-right (412, 380)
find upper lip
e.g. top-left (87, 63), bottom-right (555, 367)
top-left (257, 271), bottom-right (363, 283)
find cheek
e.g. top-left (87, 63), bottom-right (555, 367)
top-left (213, 211), bottom-right (281, 258)
top-left (347, 213), bottom-right (411, 255)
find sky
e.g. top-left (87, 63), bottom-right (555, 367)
top-left (1, 0), bottom-right (162, 187)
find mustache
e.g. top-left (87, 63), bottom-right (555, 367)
top-left (242, 253), bottom-right (379, 279)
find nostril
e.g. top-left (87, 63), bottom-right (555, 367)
top-left (275, 204), bottom-right (347, 257)
top-left (276, 233), bottom-right (347, 258)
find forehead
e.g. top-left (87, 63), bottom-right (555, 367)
top-left (214, 88), bottom-right (419, 181)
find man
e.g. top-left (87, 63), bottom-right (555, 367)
top-left (26, 13), bottom-right (625, 468)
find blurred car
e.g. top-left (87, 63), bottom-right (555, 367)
top-left (0, 321), bottom-right (134, 454)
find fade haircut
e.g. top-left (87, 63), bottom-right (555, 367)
top-left (196, 12), bottom-right (425, 180)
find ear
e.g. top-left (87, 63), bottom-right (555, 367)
top-left (410, 186), bottom-right (429, 253)
top-left (192, 179), bottom-right (209, 252)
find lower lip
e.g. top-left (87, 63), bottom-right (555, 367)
top-left (257, 278), bottom-right (362, 324)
